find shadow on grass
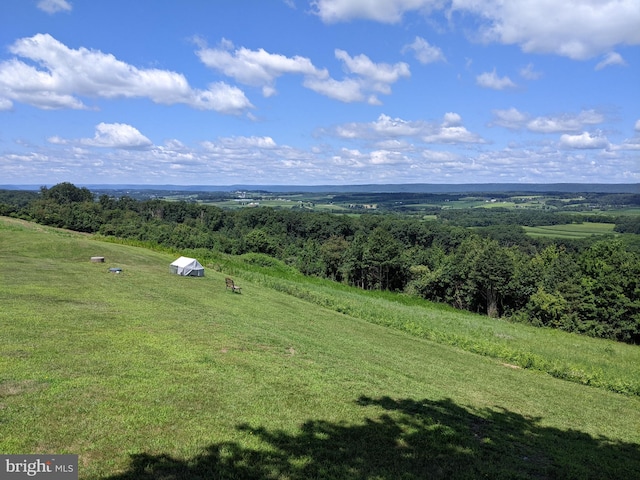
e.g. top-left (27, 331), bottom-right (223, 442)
top-left (105, 396), bottom-right (640, 480)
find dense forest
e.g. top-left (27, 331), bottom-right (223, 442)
top-left (2, 182), bottom-right (640, 344)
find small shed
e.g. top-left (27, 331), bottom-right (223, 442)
top-left (170, 256), bottom-right (205, 277)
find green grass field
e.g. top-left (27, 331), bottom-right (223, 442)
top-left (524, 222), bottom-right (617, 238)
top-left (1, 217), bottom-right (639, 479)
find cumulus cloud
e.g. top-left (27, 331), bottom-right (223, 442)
top-left (197, 40), bottom-right (408, 104)
top-left (464, 0), bottom-right (640, 60)
top-left (311, 0), bottom-right (437, 24)
top-left (423, 114), bottom-right (484, 144)
top-left (527, 110), bottom-right (604, 133)
top-left (333, 114), bottom-right (421, 139)
top-left (618, 139), bottom-right (640, 151)
top-left (312, 0), bottom-right (640, 59)
top-left (635, 119), bottom-right (640, 132)
top-left (490, 108), bottom-right (607, 134)
top-left (336, 49), bottom-right (410, 85)
top-left (476, 69), bottom-right (516, 90)
top-left (453, 0), bottom-right (640, 60)
top-left (37, 0), bottom-right (72, 14)
top-left (49, 123), bottom-right (153, 149)
top-left (595, 52), bottom-right (627, 70)
top-left (490, 108), bottom-right (529, 129)
top-left (196, 39), bottom-right (327, 97)
top-left (305, 50), bottom-right (410, 104)
top-left (402, 37), bottom-right (446, 64)
top-left (303, 77), bottom-right (371, 103)
top-left (330, 113), bottom-right (485, 144)
top-left (560, 131), bottom-right (609, 149)
top-left (0, 34), bottom-right (252, 113)
top-left (369, 149), bottom-right (410, 165)
top-left (203, 136), bottom-right (278, 150)
top-left (5, 129), bottom-right (639, 184)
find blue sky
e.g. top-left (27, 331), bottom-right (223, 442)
top-left (0, 0), bottom-right (639, 186)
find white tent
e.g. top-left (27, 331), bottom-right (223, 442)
top-left (170, 256), bottom-right (205, 277)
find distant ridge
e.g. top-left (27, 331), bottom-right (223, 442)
top-left (1, 183), bottom-right (639, 194)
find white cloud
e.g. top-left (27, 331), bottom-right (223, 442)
top-left (616, 120), bottom-right (640, 150)
top-left (47, 135), bottom-right (67, 145)
top-left (335, 49), bottom-right (410, 86)
top-left (560, 131), bottom-right (609, 149)
top-left (205, 136), bottom-right (278, 150)
top-left (37, 0), bottom-right (72, 14)
top-left (372, 114), bottom-right (424, 136)
top-left (527, 110), bottom-right (604, 133)
top-left (330, 113), bottom-right (485, 144)
top-left (304, 50), bottom-right (409, 104)
top-left (454, 0), bottom-right (640, 59)
top-left (197, 40), bottom-right (407, 104)
top-left (369, 149), bottom-right (409, 165)
top-left (4, 131), bottom-right (639, 184)
top-left (595, 52), bottom-right (627, 70)
top-left (618, 139), bottom-right (640, 150)
top-left (196, 39), bottom-right (327, 97)
top-left (442, 112), bottom-right (462, 127)
top-left (0, 97), bottom-right (13, 110)
top-left (491, 108), bottom-right (528, 129)
top-left (53, 123), bottom-right (153, 149)
top-left (313, 0), bottom-right (640, 59)
top-left (422, 123), bottom-right (484, 144)
top-left (311, 0), bottom-right (438, 24)
top-left (421, 150), bottom-right (462, 162)
top-left (476, 69), bottom-right (516, 90)
top-left (491, 108), bottom-right (606, 133)
top-left (0, 34), bottom-right (252, 113)
top-left (303, 77), bottom-right (369, 103)
top-left (332, 114), bottom-right (425, 139)
top-left (519, 63), bottom-right (542, 80)
top-left (402, 37), bottom-right (446, 64)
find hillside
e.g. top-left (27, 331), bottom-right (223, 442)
top-left (1, 217), bottom-right (639, 479)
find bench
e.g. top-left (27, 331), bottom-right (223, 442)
top-left (225, 277), bottom-right (242, 293)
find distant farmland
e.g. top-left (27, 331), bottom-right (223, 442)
top-left (524, 222), bottom-right (617, 238)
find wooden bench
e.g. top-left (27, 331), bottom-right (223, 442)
top-left (225, 277), bottom-right (242, 293)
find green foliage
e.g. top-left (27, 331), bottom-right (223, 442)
top-left (40, 182), bottom-right (94, 204)
top-left (6, 182), bottom-right (640, 344)
top-left (525, 287), bottom-right (570, 327)
top-left (244, 228), bottom-right (280, 256)
top-left (615, 215), bottom-right (640, 234)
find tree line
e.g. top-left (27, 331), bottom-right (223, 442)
top-left (3, 182), bottom-right (640, 344)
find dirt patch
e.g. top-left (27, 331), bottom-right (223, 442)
top-left (501, 363), bottom-right (521, 370)
top-left (0, 379), bottom-right (47, 397)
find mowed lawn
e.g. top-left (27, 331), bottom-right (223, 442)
top-left (1, 217), bottom-right (639, 479)
top-left (524, 222), bottom-right (617, 238)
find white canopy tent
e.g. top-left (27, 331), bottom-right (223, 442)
top-left (170, 256), bottom-right (205, 277)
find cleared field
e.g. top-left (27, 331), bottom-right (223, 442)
top-left (524, 222), bottom-right (617, 238)
top-left (1, 217), bottom-right (639, 479)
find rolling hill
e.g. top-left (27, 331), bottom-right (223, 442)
top-left (1, 216), bottom-right (639, 479)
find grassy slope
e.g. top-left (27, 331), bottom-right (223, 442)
top-left (1, 217), bottom-right (639, 479)
top-left (214, 256), bottom-right (640, 396)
